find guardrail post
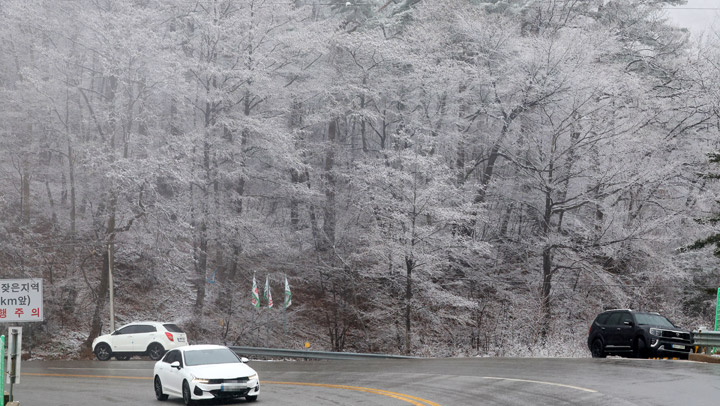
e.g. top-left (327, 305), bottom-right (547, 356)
top-left (715, 287), bottom-right (719, 332)
top-left (692, 330), bottom-right (720, 355)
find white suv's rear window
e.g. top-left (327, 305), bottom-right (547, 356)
top-left (163, 324), bottom-right (184, 333)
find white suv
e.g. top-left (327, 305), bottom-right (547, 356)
top-left (92, 321), bottom-right (188, 361)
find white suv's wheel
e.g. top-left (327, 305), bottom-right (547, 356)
top-left (148, 343), bottom-right (165, 360)
top-left (95, 343), bottom-right (112, 361)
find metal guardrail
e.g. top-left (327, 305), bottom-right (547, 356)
top-left (692, 330), bottom-right (720, 354)
top-left (230, 346), bottom-right (418, 361)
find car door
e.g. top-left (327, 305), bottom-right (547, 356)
top-left (162, 350), bottom-right (185, 396)
top-left (111, 325), bottom-right (138, 352)
top-left (615, 312), bottom-right (635, 350)
top-left (603, 312), bottom-right (624, 349)
top-left (131, 324), bottom-right (157, 352)
top-left (156, 351), bottom-right (177, 396)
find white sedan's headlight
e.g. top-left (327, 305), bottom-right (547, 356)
top-left (192, 378), bottom-right (210, 384)
top-left (649, 328), bottom-right (663, 337)
top-left (247, 374), bottom-right (258, 381)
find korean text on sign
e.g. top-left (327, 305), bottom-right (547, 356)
top-left (0, 279), bottom-right (43, 322)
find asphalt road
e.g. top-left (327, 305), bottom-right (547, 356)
top-left (11, 356), bottom-right (720, 405)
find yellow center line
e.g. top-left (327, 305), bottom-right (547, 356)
top-left (21, 373), bottom-right (441, 406)
top-left (265, 381), bottom-right (442, 406)
top-left (482, 376), bottom-right (597, 393)
top-left (24, 372), bottom-right (151, 380)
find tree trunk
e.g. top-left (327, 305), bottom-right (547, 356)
top-left (290, 169), bottom-right (301, 229)
top-left (361, 77), bottom-right (368, 153)
top-left (322, 119), bottom-right (337, 250)
top-left (194, 96), bottom-right (215, 311)
top-left (21, 154), bottom-right (31, 225)
top-left (540, 245), bottom-right (553, 338)
top-left (45, 180), bottom-right (57, 225)
top-left (404, 255), bottom-right (413, 355)
top-left (84, 247), bottom-right (110, 349)
top-left (194, 224), bottom-right (208, 308)
top-left (475, 104), bottom-right (526, 203)
top-left (68, 143), bottom-right (76, 235)
top-left (540, 172), bottom-right (554, 337)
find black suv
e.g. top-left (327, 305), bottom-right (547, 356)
top-left (587, 309), bottom-right (693, 358)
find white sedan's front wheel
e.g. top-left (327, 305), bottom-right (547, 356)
top-left (182, 381), bottom-right (194, 406)
top-left (154, 376), bottom-right (168, 401)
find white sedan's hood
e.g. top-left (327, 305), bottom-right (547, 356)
top-left (187, 363), bottom-right (257, 379)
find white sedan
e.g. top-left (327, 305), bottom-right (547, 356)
top-left (153, 344), bottom-right (260, 404)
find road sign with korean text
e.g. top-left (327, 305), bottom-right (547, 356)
top-left (0, 279), bottom-right (43, 322)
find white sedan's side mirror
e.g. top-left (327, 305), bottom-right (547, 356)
top-left (170, 361), bottom-right (181, 369)
top-left (241, 357), bottom-right (249, 363)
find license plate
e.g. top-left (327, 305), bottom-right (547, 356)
top-left (177, 337), bottom-right (185, 342)
top-left (221, 383), bottom-right (246, 392)
top-left (672, 344), bottom-right (685, 350)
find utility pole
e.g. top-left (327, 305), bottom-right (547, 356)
top-left (108, 243), bottom-right (115, 332)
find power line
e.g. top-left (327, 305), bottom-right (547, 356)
top-left (6, 241), bottom-right (126, 249)
top-left (664, 7), bottom-right (720, 10)
top-left (554, 283), bottom-right (719, 288)
top-left (45, 0), bottom-right (376, 5)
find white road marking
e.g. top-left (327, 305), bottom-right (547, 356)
top-left (483, 376), bottom-right (598, 393)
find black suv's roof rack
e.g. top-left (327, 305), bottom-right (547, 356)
top-left (602, 309), bottom-right (662, 315)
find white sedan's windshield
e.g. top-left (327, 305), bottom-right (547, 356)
top-left (184, 348), bottom-right (241, 366)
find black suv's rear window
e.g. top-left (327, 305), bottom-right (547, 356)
top-left (594, 313), bottom-right (611, 324)
top-left (163, 324), bottom-right (184, 333)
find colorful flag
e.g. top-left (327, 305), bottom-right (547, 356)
top-left (264, 275), bottom-right (274, 308)
top-left (284, 275), bottom-right (292, 309)
top-left (251, 274), bottom-right (260, 308)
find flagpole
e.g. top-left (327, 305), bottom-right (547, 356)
top-left (283, 274), bottom-right (289, 337)
top-left (252, 272), bottom-right (260, 345)
top-left (267, 275), bottom-right (276, 345)
top-left (283, 295), bottom-right (287, 337)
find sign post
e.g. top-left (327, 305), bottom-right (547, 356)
top-left (1, 278), bottom-right (43, 404)
top-left (1, 334), bottom-right (5, 406)
top-left (715, 287), bottom-right (719, 332)
top-left (5, 328), bottom-right (21, 402)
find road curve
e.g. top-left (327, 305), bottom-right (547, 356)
top-left (13, 356), bottom-right (720, 405)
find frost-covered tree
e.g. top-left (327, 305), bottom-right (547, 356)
top-left (0, 0), bottom-right (715, 357)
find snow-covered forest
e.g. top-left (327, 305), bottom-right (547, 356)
top-left (1, 0), bottom-right (719, 358)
